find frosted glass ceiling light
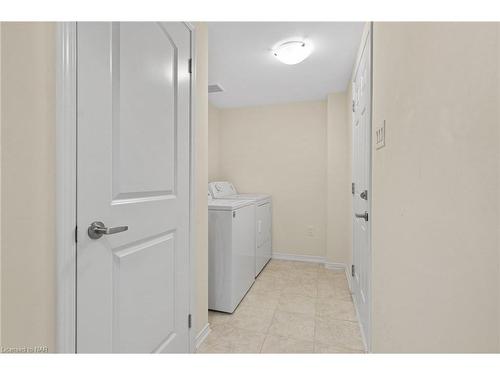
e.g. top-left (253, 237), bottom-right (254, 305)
top-left (272, 40), bottom-right (313, 65)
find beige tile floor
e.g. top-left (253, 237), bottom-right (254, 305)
top-left (197, 259), bottom-right (366, 354)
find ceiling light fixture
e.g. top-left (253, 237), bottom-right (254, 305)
top-left (272, 40), bottom-right (313, 65)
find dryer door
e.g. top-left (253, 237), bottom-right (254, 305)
top-left (256, 203), bottom-right (271, 247)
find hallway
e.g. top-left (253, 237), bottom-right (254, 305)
top-left (1, 18), bottom-right (500, 359)
top-left (198, 260), bottom-right (365, 353)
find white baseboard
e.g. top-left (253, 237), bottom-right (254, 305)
top-left (195, 323), bottom-right (211, 350)
top-left (272, 252), bottom-right (325, 264)
top-left (323, 261), bottom-right (345, 270)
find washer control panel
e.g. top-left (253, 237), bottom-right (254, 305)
top-left (209, 181), bottom-right (236, 198)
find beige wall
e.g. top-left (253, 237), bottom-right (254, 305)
top-left (208, 103), bottom-right (220, 181)
top-left (1, 22), bottom-right (56, 351)
top-left (193, 22), bottom-right (209, 337)
top-left (215, 101), bottom-right (328, 257)
top-left (371, 22), bottom-right (500, 352)
top-left (325, 92), bottom-right (351, 266)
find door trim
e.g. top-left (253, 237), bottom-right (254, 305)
top-left (55, 22), bottom-right (197, 353)
top-left (55, 22), bottom-right (77, 353)
top-left (350, 22), bottom-right (373, 353)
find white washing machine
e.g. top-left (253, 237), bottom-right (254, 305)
top-left (209, 182), bottom-right (272, 276)
top-left (208, 193), bottom-right (256, 313)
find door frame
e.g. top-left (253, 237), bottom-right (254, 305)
top-left (351, 22), bottom-right (373, 352)
top-left (55, 22), bottom-right (198, 353)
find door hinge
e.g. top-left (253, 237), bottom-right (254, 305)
top-left (351, 264), bottom-right (355, 277)
top-left (352, 100), bottom-right (355, 112)
top-left (188, 58), bottom-right (192, 74)
top-left (352, 182), bottom-right (355, 195)
top-left (75, 226), bottom-right (78, 243)
top-left (188, 313), bottom-right (192, 329)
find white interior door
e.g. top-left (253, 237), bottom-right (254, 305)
top-left (76, 22), bottom-right (192, 353)
top-left (352, 25), bottom-right (372, 348)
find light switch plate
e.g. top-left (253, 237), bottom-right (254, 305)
top-left (375, 120), bottom-right (386, 150)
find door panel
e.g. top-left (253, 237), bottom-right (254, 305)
top-left (352, 25), bottom-right (371, 348)
top-left (113, 232), bottom-right (176, 353)
top-left (76, 22), bottom-right (191, 353)
top-left (112, 23), bottom-right (176, 198)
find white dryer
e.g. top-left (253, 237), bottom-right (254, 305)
top-left (209, 182), bottom-right (272, 276)
top-left (208, 193), bottom-right (256, 313)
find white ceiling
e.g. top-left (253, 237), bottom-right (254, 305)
top-left (208, 22), bottom-right (364, 108)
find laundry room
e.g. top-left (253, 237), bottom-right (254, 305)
top-left (202, 22), bottom-right (367, 353)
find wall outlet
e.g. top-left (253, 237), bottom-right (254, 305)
top-left (307, 225), bottom-right (314, 237)
top-left (375, 120), bottom-right (386, 150)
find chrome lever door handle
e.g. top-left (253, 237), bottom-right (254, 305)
top-left (88, 221), bottom-right (129, 239)
top-left (355, 211), bottom-right (369, 221)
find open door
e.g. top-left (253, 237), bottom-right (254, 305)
top-left (76, 22), bottom-right (192, 353)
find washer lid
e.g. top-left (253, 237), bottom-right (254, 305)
top-left (208, 198), bottom-right (254, 211)
top-left (224, 193), bottom-right (271, 204)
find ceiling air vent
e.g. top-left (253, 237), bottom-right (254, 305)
top-left (208, 84), bottom-right (224, 94)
